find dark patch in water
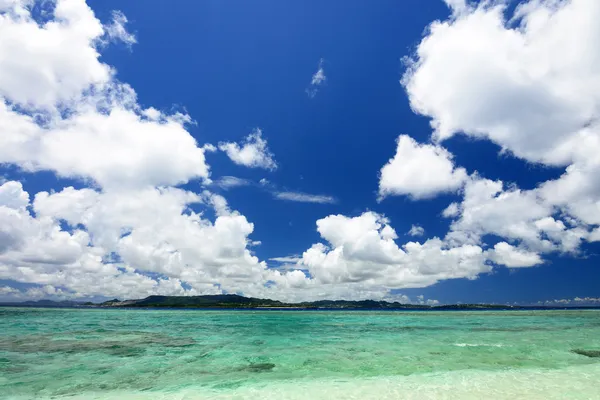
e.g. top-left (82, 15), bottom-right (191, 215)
top-left (471, 326), bottom-right (556, 332)
top-left (0, 363), bottom-right (28, 374)
top-left (244, 362), bottom-right (275, 372)
top-left (0, 332), bottom-right (196, 356)
top-left (105, 344), bottom-right (146, 357)
top-left (302, 358), bottom-right (319, 366)
top-left (144, 336), bottom-right (197, 348)
top-left (572, 349), bottom-right (600, 358)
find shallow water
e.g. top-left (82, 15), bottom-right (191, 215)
top-left (1, 308), bottom-right (599, 399)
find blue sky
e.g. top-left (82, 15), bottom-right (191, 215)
top-left (0, 0), bottom-right (599, 305)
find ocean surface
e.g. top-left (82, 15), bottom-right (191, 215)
top-left (1, 308), bottom-right (600, 399)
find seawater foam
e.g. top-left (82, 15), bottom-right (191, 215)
top-left (453, 343), bottom-right (509, 347)
top-left (25, 363), bottom-right (600, 400)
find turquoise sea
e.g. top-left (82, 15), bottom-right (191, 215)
top-left (1, 308), bottom-right (600, 399)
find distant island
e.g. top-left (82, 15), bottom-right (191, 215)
top-left (95, 295), bottom-right (521, 310)
top-left (1, 294), bottom-right (589, 310)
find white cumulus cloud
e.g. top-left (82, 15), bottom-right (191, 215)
top-left (391, 0), bottom-right (600, 271)
top-left (487, 242), bottom-right (543, 268)
top-left (378, 135), bottom-right (467, 200)
top-left (403, 0), bottom-right (600, 166)
top-left (0, 0), bottom-right (110, 108)
top-left (218, 128), bottom-right (277, 170)
top-left (408, 224), bottom-right (425, 237)
top-left (299, 212), bottom-right (492, 289)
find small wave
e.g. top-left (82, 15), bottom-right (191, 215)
top-left (453, 343), bottom-right (508, 347)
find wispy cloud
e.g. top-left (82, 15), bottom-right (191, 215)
top-left (269, 255), bottom-right (302, 263)
top-left (104, 11), bottom-right (137, 47)
top-left (311, 62), bottom-right (326, 86)
top-left (211, 177), bottom-right (337, 205)
top-left (274, 191), bottom-right (337, 204)
top-left (268, 255), bottom-right (306, 272)
top-left (213, 176), bottom-right (252, 190)
top-left (306, 58), bottom-right (326, 98)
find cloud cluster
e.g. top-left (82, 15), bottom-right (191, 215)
top-left (0, 0), bottom-right (389, 303)
top-left (405, 0), bottom-right (600, 167)
top-left (0, 284), bottom-right (73, 301)
top-left (298, 211), bottom-right (492, 289)
top-left (0, 0), bottom-right (211, 190)
top-left (3, 0), bottom-right (600, 303)
top-left (0, 0), bottom-right (109, 108)
top-left (539, 297), bottom-right (600, 306)
top-left (0, 181), bottom-right (200, 299)
top-left (293, 209), bottom-right (555, 292)
top-left (443, 176), bottom-right (586, 254)
top-left (0, 0), bottom-right (268, 300)
top-left (376, 0), bottom-right (600, 273)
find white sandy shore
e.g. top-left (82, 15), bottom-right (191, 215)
top-left (20, 363), bottom-right (600, 400)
